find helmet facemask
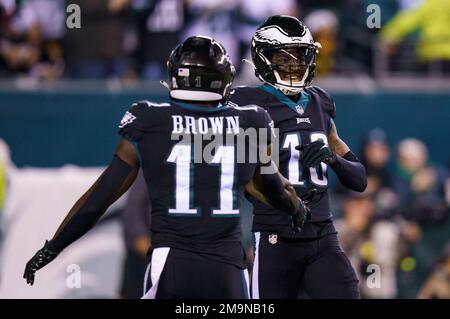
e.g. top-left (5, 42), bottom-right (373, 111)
top-left (256, 44), bottom-right (318, 95)
top-left (250, 16), bottom-right (321, 96)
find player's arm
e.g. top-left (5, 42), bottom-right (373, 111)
top-left (246, 161), bottom-right (299, 214)
top-left (23, 138), bottom-right (140, 285)
top-left (245, 144), bottom-right (308, 230)
top-left (297, 120), bottom-right (367, 192)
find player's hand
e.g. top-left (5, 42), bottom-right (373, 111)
top-left (290, 198), bottom-right (309, 232)
top-left (296, 141), bottom-right (336, 168)
top-left (23, 240), bottom-right (58, 286)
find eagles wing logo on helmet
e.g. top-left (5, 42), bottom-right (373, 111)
top-left (254, 26), bottom-right (297, 45)
top-left (254, 25), bottom-right (308, 45)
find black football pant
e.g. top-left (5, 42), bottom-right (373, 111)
top-left (142, 247), bottom-right (250, 299)
top-left (252, 232), bottom-right (360, 299)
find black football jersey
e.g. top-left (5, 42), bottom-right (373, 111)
top-left (229, 84), bottom-right (337, 238)
top-left (118, 100), bottom-right (273, 268)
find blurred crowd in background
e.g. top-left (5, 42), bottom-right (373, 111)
top-left (0, 0), bottom-right (449, 299)
top-left (333, 131), bottom-right (449, 298)
top-left (1, 0), bottom-right (450, 82)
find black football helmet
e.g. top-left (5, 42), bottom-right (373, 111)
top-left (251, 15), bottom-right (321, 95)
top-left (166, 35), bottom-right (235, 102)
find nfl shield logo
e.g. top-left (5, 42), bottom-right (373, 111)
top-left (268, 234), bottom-right (278, 245)
top-left (296, 105), bottom-right (304, 115)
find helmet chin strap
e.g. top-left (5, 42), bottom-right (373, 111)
top-left (241, 59), bottom-right (256, 70)
top-left (272, 68), bottom-right (310, 95)
top-left (159, 80), bottom-right (170, 91)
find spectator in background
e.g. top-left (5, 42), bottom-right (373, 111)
top-left (182, 0), bottom-right (239, 70)
top-left (360, 128), bottom-right (401, 220)
top-left (128, 0), bottom-right (184, 80)
top-left (0, 0), bottom-right (15, 16)
top-left (0, 0), bottom-right (17, 75)
top-left (417, 243), bottom-right (450, 299)
top-left (120, 169), bottom-right (151, 299)
top-left (361, 128), bottom-right (392, 191)
top-left (236, 0), bottom-right (299, 77)
top-left (335, 128), bottom-right (397, 219)
top-left (380, 0), bottom-right (450, 73)
top-left (394, 138), bottom-right (448, 224)
top-left (64, 0), bottom-right (131, 79)
top-left (304, 9), bottom-right (338, 76)
top-left (0, 0), bottom-right (65, 80)
top-left (334, 0), bottom-right (399, 74)
top-left (392, 139), bottom-right (448, 295)
top-left (335, 190), bottom-right (401, 298)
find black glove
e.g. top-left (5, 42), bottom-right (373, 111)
top-left (23, 240), bottom-right (58, 285)
top-left (296, 141), bottom-right (336, 169)
top-left (289, 198), bottom-right (310, 233)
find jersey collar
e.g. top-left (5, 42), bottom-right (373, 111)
top-left (173, 101), bottom-right (230, 112)
top-left (259, 84), bottom-right (310, 115)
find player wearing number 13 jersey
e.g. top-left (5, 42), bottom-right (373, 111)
top-left (229, 15), bottom-right (368, 299)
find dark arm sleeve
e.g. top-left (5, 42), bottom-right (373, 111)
top-left (123, 169), bottom-right (151, 248)
top-left (47, 104), bottom-right (146, 253)
top-left (259, 171), bottom-right (296, 215)
top-left (48, 156), bottom-right (137, 253)
top-left (330, 151), bottom-right (368, 193)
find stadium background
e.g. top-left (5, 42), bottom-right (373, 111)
top-left (0, 0), bottom-right (449, 298)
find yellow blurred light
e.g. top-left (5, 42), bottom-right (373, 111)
top-left (400, 257), bottom-right (416, 272)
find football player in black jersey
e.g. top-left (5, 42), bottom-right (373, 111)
top-left (23, 36), bottom-right (308, 299)
top-left (229, 15), bottom-right (368, 299)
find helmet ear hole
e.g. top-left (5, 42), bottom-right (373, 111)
top-left (306, 63), bottom-right (316, 86)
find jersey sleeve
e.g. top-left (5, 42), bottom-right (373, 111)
top-left (259, 108), bottom-right (275, 146)
top-left (311, 86), bottom-right (336, 119)
top-left (253, 107), bottom-right (276, 169)
top-left (309, 86), bottom-right (336, 134)
top-left (228, 86), bottom-right (249, 106)
top-left (118, 102), bottom-right (146, 142)
top-left (228, 86), bottom-right (267, 108)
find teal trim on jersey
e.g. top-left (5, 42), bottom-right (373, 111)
top-left (298, 90), bottom-right (310, 111)
top-left (175, 102), bottom-right (229, 112)
top-left (258, 84), bottom-right (310, 113)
